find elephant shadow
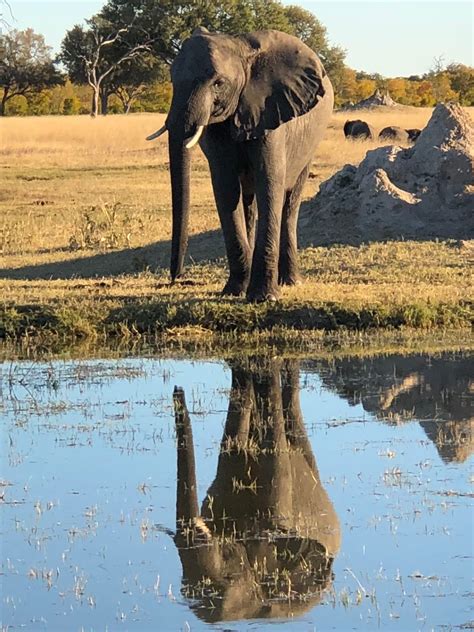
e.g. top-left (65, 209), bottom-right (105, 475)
top-left (173, 357), bottom-right (340, 623)
top-left (2, 207), bottom-right (470, 282)
top-left (0, 229), bottom-right (225, 280)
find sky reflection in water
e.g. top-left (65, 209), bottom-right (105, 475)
top-left (1, 352), bottom-right (472, 631)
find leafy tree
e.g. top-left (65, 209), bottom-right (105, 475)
top-left (62, 96), bottom-right (81, 115)
top-left (417, 80), bottom-right (435, 106)
top-left (356, 78), bottom-right (376, 101)
top-left (428, 71), bottom-right (457, 103)
top-left (99, 0), bottom-right (293, 64)
top-left (403, 79), bottom-right (421, 107)
top-left (283, 4), bottom-right (346, 87)
top-left (445, 63), bottom-right (474, 105)
top-left (6, 94), bottom-right (28, 115)
top-left (0, 28), bottom-right (63, 115)
top-left (427, 56), bottom-right (458, 104)
top-left (27, 90), bottom-right (52, 115)
top-left (335, 67), bottom-right (357, 106)
top-left (98, 0), bottom-right (346, 104)
top-left (132, 80), bottom-right (172, 112)
top-left (387, 78), bottom-right (407, 103)
top-left (60, 16), bottom-right (154, 116)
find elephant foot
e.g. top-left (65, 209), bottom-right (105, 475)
top-left (246, 286), bottom-right (280, 303)
top-left (221, 278), bottom-right (249, 297)
top-left (278, 273), bottom-right (303, 287)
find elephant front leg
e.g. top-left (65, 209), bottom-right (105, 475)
top-left (207, 152), bottom-right (252, 296)
top-left (247, 140), bottom-right (286, 302)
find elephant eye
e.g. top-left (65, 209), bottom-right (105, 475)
top-left (213, 78), bottom-right (225, 89)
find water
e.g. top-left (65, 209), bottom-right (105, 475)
top-left (1, 352), bottom-right (472, 631)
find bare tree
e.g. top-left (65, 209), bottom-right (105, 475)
top-left (1, 0), bottom-right (14, 29)
top-left (112, 82), bottom-right (145, 114)
top-left (431, 55), bottom-right (446, 75)
top-left (61, 17), bottom-right (154, 117)
top-left (109, 55), bottom-right (166, 113)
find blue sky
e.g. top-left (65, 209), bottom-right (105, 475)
top-left (4, 0), bottom-right (473, 76)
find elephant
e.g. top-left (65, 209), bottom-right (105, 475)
top-left (147, 28), bottom-right (334, 301)
top-left (378, 126), bottom-right (410, 142)
top-left (172, 357), bottom-right (341, 622)
top-left (406, 128), bottom-right (421, 142)
top-left (343, 119), bottom-right (375, 140)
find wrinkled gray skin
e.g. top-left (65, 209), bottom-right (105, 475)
top-left (406, 127), bottom-right (421, 142)
top-left (173, 358), bottom-right (340, 622)
top-left (343, 119), bottom-right (375, 140)
top-left (379, 126), bottom-right (410, 142)
top-left (161, 28), bottom-right (333, 301)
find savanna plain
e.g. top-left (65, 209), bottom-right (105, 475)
top-left (1, 106), bottom-right (473, 352)
top-left (1, 108), bottom-right (473, 632)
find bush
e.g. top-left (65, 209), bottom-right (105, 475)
top-left (62, 96), bottom-right (81, 115)
top-left (134, 81), bottom-right (172, 113)
top-left (6, 95), bottom-right (29, 116)
top-left (28, 91), bottom-right (52, 115)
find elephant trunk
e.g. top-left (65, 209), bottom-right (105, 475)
top-left (173, 386), bottom-right (200, 524)
top-left (167, 84), bottom-right (212, 280)
top-left (169, 129), bottom-right (191, 281)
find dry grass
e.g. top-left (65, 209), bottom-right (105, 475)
top-left (0, 107), bottom-right (441, 266)
top-left (0, 107), bottom-right (473, 347)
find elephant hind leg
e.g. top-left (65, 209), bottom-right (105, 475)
top-left (240, 172), bottom-right (257, 250)
top-left (278, 165), bottom-right (309, 286)
top-left (243, 194), bottom-right (257, 251)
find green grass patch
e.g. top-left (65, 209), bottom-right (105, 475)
top-left (1, 294), bottom-right (471, 350)
top-left (1, 240), bottom-right (472, 356)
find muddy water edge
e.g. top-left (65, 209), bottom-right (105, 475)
top-left (1, 350), bottom-right (472, 631)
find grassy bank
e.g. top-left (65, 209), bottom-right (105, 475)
top-left (1, 241), bottom-right (472, 351)
top-left (1, 110), bottom-right (472, 354)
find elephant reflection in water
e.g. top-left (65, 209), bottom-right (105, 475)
top-left (173, 359), bottom-right (340, 622)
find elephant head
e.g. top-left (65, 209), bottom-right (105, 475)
top-left (147, 28), bottom-right (327, 280)
top-left (173, 357), bottom-right (340, 622)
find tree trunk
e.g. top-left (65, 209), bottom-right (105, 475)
top-left (125, 97), bottom-right (134, 114)
top-left (100, 87), bottom-right (109, 116)
top-left (0, 88), bottom-right (9, 116)
top-left (114, 90), bottom-right (128, 114)
top-left (91, 88), bottom-right (99, 118)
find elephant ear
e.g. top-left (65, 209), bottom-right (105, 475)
top-left (232, 31), bottom-right (327, 142)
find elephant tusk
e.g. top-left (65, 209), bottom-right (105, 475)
top-left (193, 516), bottom-right (211, 538)
top-left (185, 125), bottom-right (204, 149)
top-left (146, 125), bottom-right (167, 141)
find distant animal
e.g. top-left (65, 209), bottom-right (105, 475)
top-left (343, 119), bottom-right (375, 140)
top-left (406, 128), bottom-right (421, 142)
top-left (379, 126), bottom-right (410, 142)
